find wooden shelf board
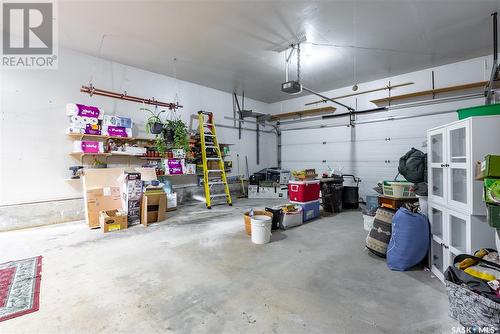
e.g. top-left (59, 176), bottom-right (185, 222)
top-left (370, 81), bottom-right (487, 104)
top-left (69, 152), bottom-right (150, 158)
top-left (67, 133), bottom-right (155, 142)
top-left (270, 106), bottom-right (336, 121)
top-left (70, 152), bottom-right (111, 157)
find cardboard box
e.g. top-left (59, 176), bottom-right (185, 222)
top-left (484, 178), bottom-right (500, 205)
top-left (119, 172), bottom-right (143, 225)
top-left (102, 125), bottom-right (132, 137)
top-left (110, 146), bottom-right (146, 156)
top-left (86, 187), bottom-right (122, 228)
top-left (163, 159), bottom-right (184, 175)
top-left (141, 193), bottom-right (167, 226)
top-left (206, 160), bottom-right (220, 170)
top-left (102, 115), bottom-right (132, 128)
top-left (183, 163), bottom-right (196, 175)
top-left (99, 209), bottom-right (128, 233)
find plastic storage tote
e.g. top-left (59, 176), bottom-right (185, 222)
top-left (288, 180), bottom-right (320, 202)
top-left (457, 104), bottom-right (500, 120)
top-left (281, 206), bottom-right (303, 229)
top-left (382, 181), bottom-right (415, 198)
top-left (291, 200), bottom-right (320, 222)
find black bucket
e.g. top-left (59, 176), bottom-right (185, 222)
top-left (265, 207), bottom-right (283, 230)
top-left (342, 175), bottom-right (360, 209)
top-left (320, 176), bottom-right (343, 213)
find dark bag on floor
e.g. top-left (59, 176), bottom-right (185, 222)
top-left (445, 254), bottom-right (500, 328)
top-left (398, 148), bottom-right (427, 184)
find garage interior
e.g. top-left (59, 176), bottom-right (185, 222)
top-left (2, 1), bottom-right (500, 333)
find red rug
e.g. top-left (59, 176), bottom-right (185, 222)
top-left (0, 256), bottom-right (42, 322)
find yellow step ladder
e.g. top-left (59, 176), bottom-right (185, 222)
top-left (198, 111), bottom-right (232, 209)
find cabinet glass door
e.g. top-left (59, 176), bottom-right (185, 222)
top-left (431, 239), bottom-right (446, 280)
top-left (429, 129), bottom-right (447, 205)
top-left (447, 122), bottom-right (469, 212)
top-left (449, 126), bottom-right (467, 163)
top-left (430, 206), bottom-right (444, 241)
top-left (430, 132), bottom-right (444, 164)
top-left (450, 168), bottom-right (467, 204)
top-left (449, 213), bottom-right (468, 254)
top-left (431, 168), bottom-right (445, 198)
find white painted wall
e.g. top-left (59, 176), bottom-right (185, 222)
top-left (0, 49), bottom-right (495, 206)
top-left (0, 48), bottom-right (276, 206)
top-left (268, 56), bottom-right (493, 199)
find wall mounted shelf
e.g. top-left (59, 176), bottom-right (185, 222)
top-left (371, 81), bottom-right (487, 105)
top-left (67, 133), bottom-right (155, 142)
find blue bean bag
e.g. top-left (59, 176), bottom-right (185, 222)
top-left (387, 207), bottom-right (429, 271)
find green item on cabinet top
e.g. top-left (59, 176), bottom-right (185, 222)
top-left (478, 155), bottom-right (500, 179)
top-left (457, 104), bottom-right (500, 120)
top-left (484, 178), bottom-right (500, 205)
top-left (487, 204), bottom-right (500, 228)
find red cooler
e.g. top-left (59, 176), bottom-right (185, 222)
top-left (288, 180), bottom-right (320, 202)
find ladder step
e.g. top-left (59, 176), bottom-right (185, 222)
top-left (205, 146), bottom-right (219, 149)
top-left (206, 157), bottom-right (221, 160)
top-left (203, 123), bottom-right (214, 126)
top-left (204, 134), bottom-right (215, 137)
top-left (208, 181), bottom-right (225, 185)
top-left (210, 194), bottom-right (228, 198)
top-left (207, 169), bottom-right (223, 173)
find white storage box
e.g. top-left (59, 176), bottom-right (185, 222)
top-left (363, 214), bottom-right (375, 231)
top-left (167, 193), bottom-right (177, 211)
top-left (281, 206), bottom-right (303, 229)
top-left (248, 185), bottom-right (288, 199)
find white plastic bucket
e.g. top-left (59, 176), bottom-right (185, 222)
top-left (250, 215), bottom-right (272, 244)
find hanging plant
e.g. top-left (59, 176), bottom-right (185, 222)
top-left (155, 136), bottom-right (168, 157)
top-left (143, 108), bottom-right (165, 135)
top-left (166, 119), bottom-right (189, 152)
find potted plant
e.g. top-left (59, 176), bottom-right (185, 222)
top-left (143, 108), bottom-right (165, 135)
top-left (89, 157), bottom-right (107, 169)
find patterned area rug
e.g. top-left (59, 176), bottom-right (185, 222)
top-left (0, 256), bottom-right (42, 322)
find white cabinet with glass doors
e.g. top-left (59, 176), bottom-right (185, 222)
top-left (427, 116), bottom-right (500, 282)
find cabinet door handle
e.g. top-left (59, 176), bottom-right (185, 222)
top-left (440, 164), bottom-right (445, 167)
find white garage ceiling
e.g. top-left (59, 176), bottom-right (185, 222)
top-left (59, 0), bottom-right (500, 103)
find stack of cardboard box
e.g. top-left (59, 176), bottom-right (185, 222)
top-left (86, 187), bottom-right (122, 229)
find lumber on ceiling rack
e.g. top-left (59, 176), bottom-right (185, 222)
top-left (304, 82), bottom-right (414, 106)
top-left (80, 84), bottom-right (182, 110)
top-left (270, 106), bottom-right (336, 121)
top-left (370, 81), bottom-right (488, 105)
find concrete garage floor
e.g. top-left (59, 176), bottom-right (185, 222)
top-left (0, 198), bottom-right (456, 333)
